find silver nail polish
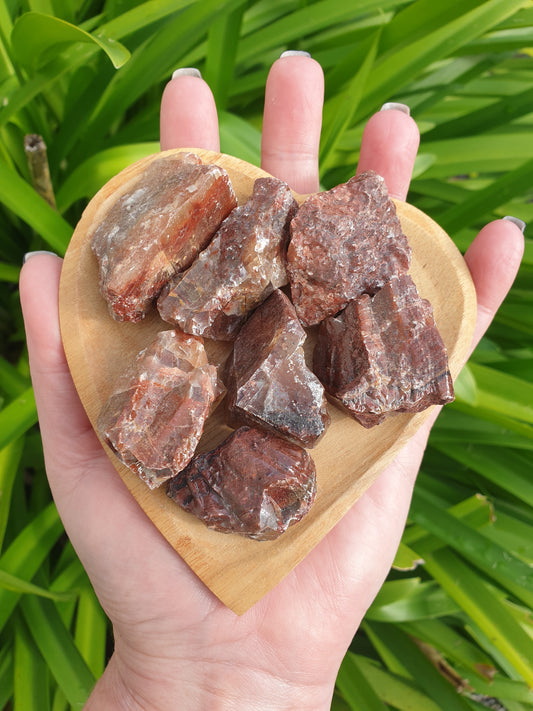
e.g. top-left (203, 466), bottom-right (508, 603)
top-left (279, 50), bottom-right (311, 59)
top-left (23, 250), bottom-right (57, 264)
top-left (380, 102), bottom-right (410, 116)
top-left (503, 216), bottom-right (526, 233)
top-left (172, 67), bottom-right (202, 80)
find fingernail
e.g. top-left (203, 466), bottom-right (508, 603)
top-left (23, 250), bottom-right (57, 264)
top-left (172, 67), bottom-right (202, 80)
top-left (280, 50), bottom-right (311, 59)
top-left (381, 102), bottom-right (410, 116)
top-left (503, 216), bottom-right (526, 233)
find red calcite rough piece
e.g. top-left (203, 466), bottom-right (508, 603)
top-left (166, 426), bottom-right (317, 540)
top-left (313, 274), bottom-right (454, 428)
top-left (97, 330), bottom-right (224, 489)
top-left (91, 152), bottom-right (237, 322)
top-left (225, 289), bottom-right (330, 447)
top-left (157, 177), bottom-right (298, 340)
top-left (287, 170), bottom-right (411, 326)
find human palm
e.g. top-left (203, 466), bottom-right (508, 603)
top-left (20, 54), bottom-right (523, 710)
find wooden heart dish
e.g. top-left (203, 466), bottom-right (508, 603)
top-left (59, 148), bottom-right (477, 614)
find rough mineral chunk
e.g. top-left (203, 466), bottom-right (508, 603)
top-left (97, 330), bottom-right (224, 489)
top-left (167, 426), bottom-right (317, 540)
top-left (91, 152), bottom-right (237, 322)
top-left (313, 274), bottom-right (454, 427)
top-left (287, 170), bottom-right (411, 326)
top-left (225, 289), bottom-right (330, 446)
top-left (157, 177), bottom-right (298, 340)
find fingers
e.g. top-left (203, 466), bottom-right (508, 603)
top-left (464, 217), bottom-right (525, 350)
top-left (261, 53), bottom-right (324, 194)
top-left (356, 104), bottom-right (420, 200)
top-left (160, 69), bottom-right (220, 152)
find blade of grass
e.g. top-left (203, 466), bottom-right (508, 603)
top-left (0, 437), bottom-right (24, 550)
top-left (0, 502), bottom-right (63, 633)
top-left (204, 4), bottom-right (245, 110)
top-left (0, 163), bottom-right (72, 253)
top-left (336, 651), bottom-right (389, 711)
top-left (0, 644), bottom-right (13, 710)
top-left (20, 593), bottom-right (95, 709)
top-left (74, 586), bottom-right (107, 678)
top-left (0, 568), bottom-right (74, 601)
top-left (0, 386), bottom-right (38, 451)
top-left (14, 611), bottom-right (51, 711)
top-left (365, 621), bottom-right (473, 710)
top-left (423, 548), bottom-right (533, 685)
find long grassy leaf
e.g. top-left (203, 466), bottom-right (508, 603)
top-left (0, 163), bottom-right (72, 253)
top-left (20, 593), bottom-right (95, 709)
top-left (204, 4), bottom-right (245, 110)
top-left (14, 612), bottom-right (51, 711)
top-left (0, 356), bottom-right (29, 399)
top-left (11, 12), bottom-right (130, 70)
top-left (0, 386), bottom-right (38, 451)
top-left (74, 587), bottom-right (107, 678)
top-left (0, 437), bottom-right (24, 550)
top-left (0, 568), bottom-right (74, 601)
top-left (336, 652), bottom-right (389, 711)
top-left (365, 621), bottom-right (473, 710)
top-left (0, 644), bottom-right (13, 710)
top-left (0, 502), bottom-right (62, 633)
top-left (423, 548), bottom-right (533, 685)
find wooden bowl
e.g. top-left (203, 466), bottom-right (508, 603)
top-left (59, 149), bottom-right (477, 614)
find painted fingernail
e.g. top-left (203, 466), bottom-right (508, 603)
top-left (280, 50), bottom-right (311, 59)
top-left (503, 216), bottom-right (526, 233)
top-left (172, 67), bottom-right (202, 80)
top-left (23, 250), bottom-right (57, 264)
top-left (381, 102), bottom-right (410, 116)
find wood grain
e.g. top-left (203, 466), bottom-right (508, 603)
top-left (59, 148), bottom-right (477, 614)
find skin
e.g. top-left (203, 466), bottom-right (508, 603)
top-left (19, 55), bottom-right (524, 710)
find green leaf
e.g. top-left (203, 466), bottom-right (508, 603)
top-left (0, 438), bottom-right (24, 550)
top-left (0, 387), bottom-right (38, 452)
top-left (423, 548), bottom-right (533, 685)
top-left (0, 568), bottom-right (73, 601)
top-left (11, 12), bottom-right (130, 70)
top-left (367, 578), bottom-right (459, 622)
top-left (20, 594), bottom-right (95, 708)
top-left (0, 163), bottom-right (72, 254)
top-left (336, 652), bottom-right (389, 711)
top-left (14, 612), bottom-right (51, 711)
top-left (0, 503), bottom-right (63, 634)
top-left (204, 4), bottom-right (245, 110)
top-left (55, 142), bottom-right (158, 212)
top-left (74, 587), bottom-right (107, 678)
top-left (392, 541), bottom-right (425, 571)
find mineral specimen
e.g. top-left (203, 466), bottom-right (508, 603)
top-left (91, 152), bottom-right (237, 322)
top-left (287, 170), bottom-right (411, 326)
top-left (157, 177), bottom-right (298, 340)
top-left (225, 289), bottom-right (330, 446)
top-left (97, 329), bottom-right (224, 489)
top-left (167, 426), bottom-right (317, 540)
top-left (313, 274), bottom-right (454, 427)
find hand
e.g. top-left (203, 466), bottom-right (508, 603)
top-left (20, 54), bottom-right (524, 710)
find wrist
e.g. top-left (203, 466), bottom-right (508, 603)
top-left (84, 650), bottom-right (335, 711)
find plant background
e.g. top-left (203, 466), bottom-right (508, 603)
top-left (0, 1), bottom-right (532, 709)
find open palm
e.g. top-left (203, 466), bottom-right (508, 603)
top-left (20, 54), bottom-right (524, 710)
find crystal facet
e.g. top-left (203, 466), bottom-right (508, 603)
top-left (287, 170), bottom-right (411, 326)
top-left (97, 330), bottom-right (224, 488)
top-left (91, 152), bottom-right (237, 322)
top-left (167, 426), bottom-right (317, 540)
top-left (225, 289), bottom-right (330, 446)
top-left (157, 177), bottom-right (298, 340)
top-left (313, 274), bottom-right (454, 427)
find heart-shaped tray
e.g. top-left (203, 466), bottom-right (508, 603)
top-left (59, 148), bottom-right (477, 614)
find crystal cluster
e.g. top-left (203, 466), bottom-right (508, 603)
top-left (225, 289), bottom-right (329, 447)
top-left (157, 177), bottom-right (298, 340)
top-left (167, 426), bottom-right (317, 540)
top-left (97, 330), bottom-right (224, 489)
top-left (287, 170), bottom-right (411, 326)
top-left (91, 152), bottom-right (236, 322)
top-left (313, 274), bottom-right (454, 427)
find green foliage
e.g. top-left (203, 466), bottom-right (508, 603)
top-left (1, 1), bottom-right (532, 708)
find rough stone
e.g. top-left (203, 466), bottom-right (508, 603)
top-left (166, 426), bottom-right (317, 540)
top-left (224, 289), bottom-right (330, 446)
top-left (287, 170), bottom-right (411, 326)
top-left (97, 330), bottom-right (224, 488)
top-left (91, 152), bottom-right (237, 322)
top-left (157, 177), bottom-right (298, 340)
top-left (313, 274), bottom-right (454, 427)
